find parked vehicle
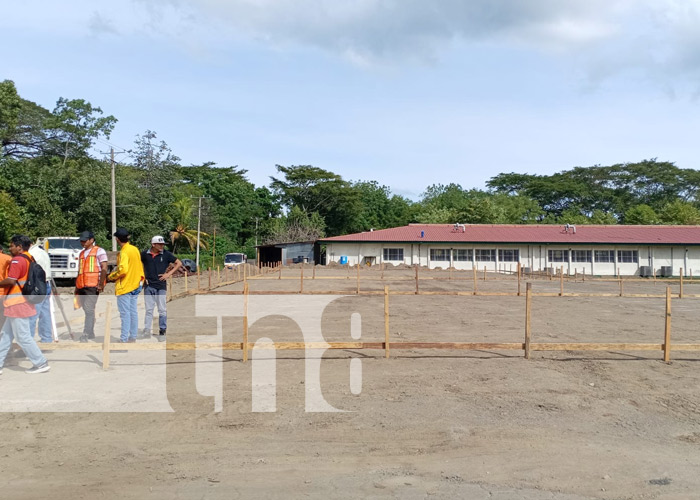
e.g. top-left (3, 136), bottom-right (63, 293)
top-left (224, 252), bottom-right (247, 269)
top-left (181, 258), bottom-right (197, 273)
top-left (36, 237), bottom-right (82, 283)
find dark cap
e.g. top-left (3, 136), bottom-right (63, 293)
top-left (113, 228), bottom-right (130, 240)
top-left (79, 231), bottom-right (95, 242)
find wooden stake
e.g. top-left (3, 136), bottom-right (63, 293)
top-left (312, 264), bottom-right (316, 280)
top-left (244, 263), bottom-right (247, 283)
top-left (356, 263), bottom-right (360, 294)
top-left (449, 266), bottom-right (453, 280)
top-left (582, 268), bottom-right (585, 282)
top-left (415, 265), bottom-right (419, 295)
top-left (242, 282), bottom-right (249, 362)
top-left (575, 269), bottom-right (578, 282)
top-left (102, 301), bottom-right (112, 370)
top-left (483, 266), bottom-right (487, 281)
top-left (300, 261), bottom-right (304, 294)
top-left (208, 267), bottom-right (212, 289)
top-left (384, 285), bottom-right (390, 359)
top-left (559, 266), bottom-right (564, 296)
top-left (680, 267), bottom-right (684, 299)
top-left (185, 270), bottom-right (188, 292)
top-left (619, 278), bottom-right (623, 297)
top-left (278, 261), bottom-right (282, 280)
top-left (524, 283), bottom-right (532, 360)
top-left (664, 286), bottom-right (671, 363)
top-left (381, 262), bottom-right (384, 280)
top-left (473, 266), bottom-right (478, 295)
top-left (654, 268), bottom-right (657, 284)
top-left (197, 269), bottom-right (201, 290)
top-left (218, 266), bottom-right (221, 284)
top-left (517, 262), bottom-right (521, 296)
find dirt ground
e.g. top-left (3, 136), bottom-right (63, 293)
top-left (2, 267), bottom-right (700, 499)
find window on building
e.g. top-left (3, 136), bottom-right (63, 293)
top-left (571, 250), bottom-right (592, 263)
top-left (453, 249), bottom-right (472, 261)
top-left (498, 249), bottom-right (519, 262)
top-left (617, 250), bottom-right (638, 263)
top-left (383, 248), bottom-right (404, 261)
top-left (594, 250), bottom-right (614, 263)
top-left (475, 249), bottom-right (496, 262)
top-left (430, 249), bottom-right (450, 261)
top-left (548, 250), bottom-right (569, 262)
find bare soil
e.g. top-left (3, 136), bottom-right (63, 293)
top-left (2, 267), bottom-right (700, 499)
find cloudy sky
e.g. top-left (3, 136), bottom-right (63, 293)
top-left (5, 1), bottom-right (700, 199)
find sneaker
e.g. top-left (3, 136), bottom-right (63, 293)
top-left (79, 334), bottom-right (89, 343)
top-left (26, 362), bottom-right (50, 374)
top-left (139, 329), bottom-right (151, 339)
top-left (156, 335), bottom-right (166, 342)
top-left (127, 338), bottom-right (136, 343)
top-left (159, 328), bottom-right (166, 335)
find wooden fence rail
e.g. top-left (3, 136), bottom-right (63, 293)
top-left (33, 281), bottom-right (700, 370)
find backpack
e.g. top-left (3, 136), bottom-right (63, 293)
top-left (18, 253), bottom-right (48, 304)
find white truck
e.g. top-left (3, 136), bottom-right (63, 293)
top-left (36, 236), bottom-right (83, 283)
top-left (224, 252), bottom-right (247, 269)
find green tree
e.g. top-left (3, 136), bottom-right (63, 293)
top-left (0, 190), bottom-right (24, 244)
top-left (264, 206), bottom-right (325, 244)
top-left (624, 204), bottom-right (660, 224)
top-left (46, 98), bottom-right (117, 166)
top-left (659, 201), bottom-right (700, 225)
top-left (270, 165), bottom-right (361, 236)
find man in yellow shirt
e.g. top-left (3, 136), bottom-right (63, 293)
top-left (107, 228), bottom-right (144, 343)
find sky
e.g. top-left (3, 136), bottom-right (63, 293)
top-left (4, 0), bottom-right (700, 200)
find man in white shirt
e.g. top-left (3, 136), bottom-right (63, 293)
top-left (28, 241), bottom-right (54, 343)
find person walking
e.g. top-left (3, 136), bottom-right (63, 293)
top-left (0, 235), bottom-right (50, 374)
top-left (106, 228), bottom-right (144, 343)
top-left (28, 241), bottom-right (54, 343)
top-left (0, 244), bottom-right (12, 330)
top-left (75, 231), bottom-right (108, 343)
top-left (140, 235), bottom-right (181, 340)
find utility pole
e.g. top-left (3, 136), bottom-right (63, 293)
top-left (110, 148), bottom-right (117, 251)
top-left (255, 217), bottom-right (259, 247)
top-left (196, 195), bottom-right (202, 271)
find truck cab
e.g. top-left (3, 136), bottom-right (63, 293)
top-left (224, 252), bottom-right (247, 269)
top-left (36, 236), bottom-right (83, 283)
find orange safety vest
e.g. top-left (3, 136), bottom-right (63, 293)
top-left (4, 252), bottom-right (31, 307)
top-left (76, 246), bottom-right (101, 289)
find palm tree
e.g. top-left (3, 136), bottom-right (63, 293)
top-left (170, 198), bottom-right (209, 251)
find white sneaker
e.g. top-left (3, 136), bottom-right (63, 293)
top-left (26, 362), bottom-right (50, 374)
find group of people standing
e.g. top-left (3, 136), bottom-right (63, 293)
top-left (0, 228), bottom-right (182, 376)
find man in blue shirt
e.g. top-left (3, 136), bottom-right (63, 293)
top-left (140, 236), bottom-right (181, 340)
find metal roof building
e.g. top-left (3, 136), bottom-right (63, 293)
top-left (320, 224), bottom-right (700, 276)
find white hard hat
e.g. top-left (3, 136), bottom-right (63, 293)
top-left (151, 235), bottom-right (166, 244)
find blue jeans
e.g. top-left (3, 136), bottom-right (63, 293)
top-left (143, 285), bottom-right (167, 333)
top-left (29, 282), bottom-right (53, 343)
top-left (116, 286), bottom-right (141, 342)
top-left (0, 316), bottom-right (48, 369)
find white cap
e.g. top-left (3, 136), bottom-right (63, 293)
top-left (151, 235), bottom-right (166, 244)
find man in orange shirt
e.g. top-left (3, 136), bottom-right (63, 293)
top-left (0, 235), bottom-right (50, 374)
top-left (0, 244), bottom-right (11, 280)
top-left (0, 243), bottom-right (11, 329)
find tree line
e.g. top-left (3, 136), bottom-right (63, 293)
top-left (2, 79), bottom-right (700, 258)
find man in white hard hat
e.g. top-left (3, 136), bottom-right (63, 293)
top-left (140, 236), bottom-right (181, 340)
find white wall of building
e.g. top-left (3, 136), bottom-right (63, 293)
top-left (325, 242), bottom-right (699, 276)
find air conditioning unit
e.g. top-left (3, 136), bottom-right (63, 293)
top-left (660, 266), bottom-right (673, 277)
top-left (639, 266), bottom-right (652, 277)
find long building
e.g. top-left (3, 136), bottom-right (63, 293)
top-left (320, 224), bottom-right (700, 276)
